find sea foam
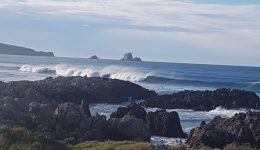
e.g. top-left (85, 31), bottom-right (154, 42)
top-left (19, 64), bottom-right (152, 82)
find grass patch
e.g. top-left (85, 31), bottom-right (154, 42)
top-left (224, 143), bottom-right (257, 150)
top-left (72, 141), bottom-right (150, 150)
top-left (0, 126), bottom-right (68, 150)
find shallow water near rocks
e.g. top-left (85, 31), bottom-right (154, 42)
top-left (89, 103), bottom-right (253, 145)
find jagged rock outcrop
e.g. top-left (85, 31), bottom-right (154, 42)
top-left (144, 88), bottom-right (260, 111)
top-left (110, 103), bottom-right (147, 123)
top-left (110, 104), bottom-right (187, 138)
top-left (0, 99), bottom-right (152, 144)
top-left (108, 115), bottom-right (151, 141)
top-left (0, 76), bottom-right (156, 105)
top-left (0, 77), bottom-right (158, 144)
top-left (187, 112), bottom-right (260, 149)
top-left (120, 52), bottom-right (142, 61)
top-left (89, 55), bottom-right (99, 59)
top-left (0, 43), bottom-right (54, 57)
top-left (147, 110), bottom-right (187, 138)
top-left (29, 102), bottom-right (55, 128)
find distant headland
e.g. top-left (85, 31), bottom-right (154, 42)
top-left (0, 43), bottom-right (54, 57)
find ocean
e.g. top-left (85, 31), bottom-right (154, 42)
top-left (1, 54), bottom-right (260, 144)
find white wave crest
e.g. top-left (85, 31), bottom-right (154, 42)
top-left (208, 107), bottom-right (250, 118)
top-left (19, 64), bottom-right (54, 73)
top-left (19, 64), bottom-right (151, 82)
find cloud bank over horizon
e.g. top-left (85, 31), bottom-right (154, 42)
top-left (0, 0), bottom-right (260, 66)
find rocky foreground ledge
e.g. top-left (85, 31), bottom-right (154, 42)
top-left (188, 111), bottom-right (260, 149)
top-left (0, 76), bottom-right (260, 149)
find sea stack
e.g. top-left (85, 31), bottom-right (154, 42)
top-left (120, 52), bottom-right (142, 61)
top-left (89, 55), bottom-right (99, 59)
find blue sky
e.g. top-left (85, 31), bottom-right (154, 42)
top-left (0, 0), bottom-right (260, 66)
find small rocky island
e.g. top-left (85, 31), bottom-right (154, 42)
top-left (121, 52), bottom-right (142, 61)
top-left (0, 43), bottom-right (54, 57)
top-left (89, 55), bottom-right (99, 59)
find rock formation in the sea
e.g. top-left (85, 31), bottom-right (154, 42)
top-left (110, 103), bottom-right (147, 123)
top-left (89, 55), bottom-right (99, 59)
top-left (144, 88), bottom-right (260, 111)
top-left (147, 110), bottom-right (187, 138)
top-left (120, 52), bottom-right (142, 61)
top-left (0, 43), bottom-right (54, 57)
top-left (187, 111), bottom-right (260, 149)
top-left (0, 76), bottom-right (156, 105)
top-left (110, 103), bottom-right (187, 138)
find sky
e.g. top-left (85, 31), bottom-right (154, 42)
top-left (0, 0), bottom-right (260, 66)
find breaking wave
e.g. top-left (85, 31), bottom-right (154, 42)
top-left (19, 64), bottom-right (260, 93)
top-left (19, 64), bottom-right (152, 82)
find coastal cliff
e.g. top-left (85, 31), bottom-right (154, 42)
top-left (0, 43), bottom-right (54, 57)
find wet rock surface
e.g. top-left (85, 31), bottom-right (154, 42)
top-left (187, 111), bottom-right (260, 149)
top-left (144, 88), bottom-right (260, 111)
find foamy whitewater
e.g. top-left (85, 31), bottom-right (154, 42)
top-left (1, 54), bottom-right (260, 145)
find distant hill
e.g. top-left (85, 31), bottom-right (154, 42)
top-left (0, 43), bottom-right (54, 57)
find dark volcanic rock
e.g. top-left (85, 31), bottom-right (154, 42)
top-left (0, 77), bottom-right (157, 144)
top-left (107, 115), bottom-right (151, 141)
top-left (0, 43), bottom-right (54, 57)
top-left (147, 110), bottom-right (187, 138)
top-left (187, 111), bottom-right (260, 149)
top-left (29, 102), bottom-right (55, 128)
top-left (0, 76), bottom-right (156, 105)
top-left (110, 104), bottom-right (187, 138)
top-left (144, 88), bottom-right (260, 111)
top-left (54, 103), bottom-right (85, 129)
top-left (110, 103), bottom-right (147, 123)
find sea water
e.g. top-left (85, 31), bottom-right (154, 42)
top-left (1, 54), bottom-right (260, 144)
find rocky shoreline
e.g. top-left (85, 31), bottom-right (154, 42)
top-left (143, 88), bottom-right (260, 111)
top-left (0, 76), bottom-right (260, 149)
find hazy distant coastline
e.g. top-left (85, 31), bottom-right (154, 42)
top-left (0, 43), bottom-right (54, 57)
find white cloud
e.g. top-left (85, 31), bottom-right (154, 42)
top-left (1, 0), bottom-right (260, 32)
top-left (0, 0), bottom-right (260, 66)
